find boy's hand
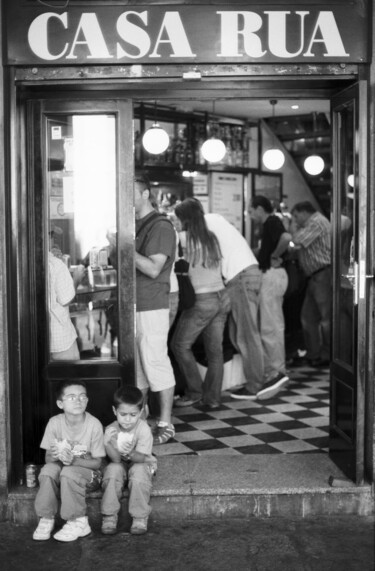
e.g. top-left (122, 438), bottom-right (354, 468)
top-left (118, 441), bottom-right (133, 456)
top-left (50, 444), bottom-right (60, 460)
top-left (59, 448), bottom-right (74, 465)
top-left (104, 426), bottom-right (118, 446)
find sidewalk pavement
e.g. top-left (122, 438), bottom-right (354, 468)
top-left (0, 515), bottom-right (374, 571)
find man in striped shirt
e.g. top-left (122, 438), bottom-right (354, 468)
top-left (291, 201), bottom-right (331, 367)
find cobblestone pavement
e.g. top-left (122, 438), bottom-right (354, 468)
top-left (0, 516), bottom-right (374, 571)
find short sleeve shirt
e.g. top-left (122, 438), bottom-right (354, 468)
top-left (136, 213), bottom-right (176, 311)
top-left (257, 215), bottom-right (286, 271)
top-left (40, 412), bottom-right (105, 459)
top-left (48, 252), bottom-right (77, 353)
top-left (105, 419), bottom-right (157, 469)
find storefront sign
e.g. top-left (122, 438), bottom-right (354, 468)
top-left (4, 3), bottom-right (368, 65)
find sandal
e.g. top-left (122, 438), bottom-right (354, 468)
top-left (153, 424), bottom-right (175, 445)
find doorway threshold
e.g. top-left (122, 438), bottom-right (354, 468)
top-left (5, 453), bottom-right (373, 526)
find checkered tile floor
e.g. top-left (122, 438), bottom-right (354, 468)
top-left (153, 365), bottom-right (329, 457)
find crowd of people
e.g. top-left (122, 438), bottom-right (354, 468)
top-left (39, 175), bottom-right (332, 540)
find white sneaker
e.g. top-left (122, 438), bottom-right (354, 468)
top-left (33, 517), bottom-right (55, 541)
top-left (130, 517), bottom-right (148, 535)
top-left (53, 516), bottom-right (91, 542)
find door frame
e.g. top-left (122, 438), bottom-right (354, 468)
top-left (8, 72), bottom-right (373, 485)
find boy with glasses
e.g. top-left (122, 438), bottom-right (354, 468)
top-left (32, 380), bottom-right (105, 542)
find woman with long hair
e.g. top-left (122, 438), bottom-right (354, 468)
top-left (171, 198), bottom-right (230, 409)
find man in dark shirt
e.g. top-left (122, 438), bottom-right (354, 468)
top-left (250, 195), bottom-right (291, 399)
top-left (135, 175), bottom-right (177, 445)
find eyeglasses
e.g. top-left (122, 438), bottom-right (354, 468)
top-left (62, 394), bottom-right (88, 402)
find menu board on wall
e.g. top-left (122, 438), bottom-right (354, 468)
top-left (210, 172), bottom-right (243, 233)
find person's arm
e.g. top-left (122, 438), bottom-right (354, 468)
top-left (104, 426), bottom-right (122, 463)
top-left (135, 252), bottom-right (167, 279)
top-left (70, 454), bottom-right (102, 470)
top-left (271, 232), bottom-right (292, 267)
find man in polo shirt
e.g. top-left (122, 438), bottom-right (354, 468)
top-left (134, 175), bottom-right (177, 445)
top-left (291, 201), bottom-right (331, 367)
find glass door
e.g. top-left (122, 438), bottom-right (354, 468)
top-left (330, 83), bottom-right (368, 482)
top-left (24, 99), bottom-right (134, 465)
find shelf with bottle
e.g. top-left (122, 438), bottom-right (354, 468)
top-left (134, 104), bottom-right (259, 171)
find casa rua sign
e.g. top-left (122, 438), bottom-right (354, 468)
top-left (5, 3), bottom-right (368, 66)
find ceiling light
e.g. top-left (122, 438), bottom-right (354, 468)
top-left (262, 100), bottom-right (285, 171)
top-left (347, 174), bottom-right (354, 188)
top-left (142, 101), bottom-right (170, 155)
top-left (201, 102), bottom-right (227, 163)
top-left (303, 112), bottom-right (325, 176)
top-left (291, 104), bottom-right (299, 110)
top-left (304, 155), bottom-right (325, 176)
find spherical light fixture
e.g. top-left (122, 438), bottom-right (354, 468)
top-left (142, 122), bottom-right (170, 155)
top-left (201, 138), bottom-right (226, 163)
top-left (347, 174), bottom-right (354, 188)
top-left (262, 100), bottom-right (285, 171)
top-left (262, 148), bottom-right (285, 171)
top-left (303, 112), bottom-right (325, 176)
top-left (304, 154), bottom-right (325, 176)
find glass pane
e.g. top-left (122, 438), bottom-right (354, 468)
top-left (336, 104), bottom-right (354, 365)
top-left (47, 114), bottom-right (118, 362)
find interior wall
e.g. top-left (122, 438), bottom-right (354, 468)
top-left (260, 120), bottom-right (322, 214)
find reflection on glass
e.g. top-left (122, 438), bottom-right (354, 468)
top-left (47, 115), bottom-right (118, 362)
top-left (336, 104), bottom-right (354, 365)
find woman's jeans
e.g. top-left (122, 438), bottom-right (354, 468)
top-left (171, 290), bottom-right (230, 405)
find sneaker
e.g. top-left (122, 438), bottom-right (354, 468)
top-left (33, 517), bottom-right (55, 541)
top-left (153, 423), bottom-right (175, 445)
top-left (101, 514), bottom-right (118, 535)
top-left (53, 516), bottom-right (91, 542)
top-left (230, 386), bottom-right (258, 400)
top-left (257, 373), bottom-right (289, 400)
top-left (174, 396), bottom-right (201, 408)
top-left (130, 517), bottom-right (148, 535)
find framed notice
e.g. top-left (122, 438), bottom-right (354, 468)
top-left (209, 172), bottom-right (244, 233)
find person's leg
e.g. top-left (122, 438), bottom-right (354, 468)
top-left (201, 294), bottom-right (228, 405)
top-left (101, 462), bottom-right (127, 516)
top-left (259, 268), bottom-right (288, 379)
top-left (137, 310), bottom-right (176, 443)
top-left (169, 291), bottom-right (179, 329)
top-left (35, 463), bottom-right (62, 518)
top-left (59, 466), bottom-right (93, 521)
top-left (301, 281), bottom-right (321, 361)
top-left (227, 267), bottom-right (264, 394)
top-left (309, 268), bottom-right (332, 361)
top-left (171, 296), bottom-right (218, 402)
top-left (128, 463), bottom-right (153, 519)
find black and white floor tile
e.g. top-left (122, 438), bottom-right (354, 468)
top-left (153, 365), bottom-right (330, 457)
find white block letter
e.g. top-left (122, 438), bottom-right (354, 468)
top-left (217, 11), bottom-right (266, 58)
top-left (117, 11), bottom-right (151, 59)
top-left (28, 12), bottom-right (68, 61)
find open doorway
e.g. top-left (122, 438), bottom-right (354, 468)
top-left (136, 97), bottom-right (332, 458)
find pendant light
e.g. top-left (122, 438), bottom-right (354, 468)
top-left (262, 100), bottom-right (285, 171)
top-left (142, 101), bottom-right (170, 155)
top-left (303, 112), bottom-right (325, 176)
top-left (201, 102), bottom-right (226, 163)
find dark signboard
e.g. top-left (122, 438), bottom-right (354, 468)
top-left (3, 2), bottom-right (369, 66)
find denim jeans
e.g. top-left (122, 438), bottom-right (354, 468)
top-left (101, 462), bottom-right (153, 519)
top-left (259, 267), bottom-right (288, 379)
top-left (171, 290), bottom-right (229, 405)
top-left (226, 266), bottom-right (264, 393)
top-left (35, 462), bottom-right (93, 521)
top-left (301, 267), bottom-right (331, 361)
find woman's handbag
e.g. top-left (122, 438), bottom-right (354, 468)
top-left (174, 245), bottom-right (196, 311)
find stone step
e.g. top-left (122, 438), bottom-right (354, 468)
top-left (4, 455), bottom-right (374, 526)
